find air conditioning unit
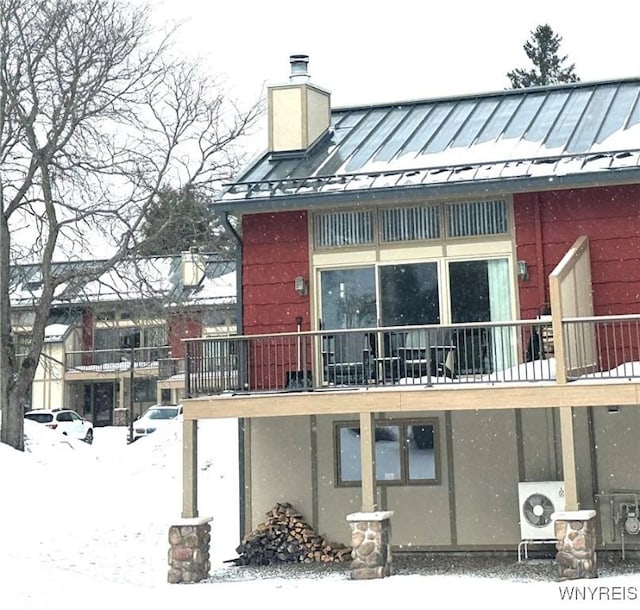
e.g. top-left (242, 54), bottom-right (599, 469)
top-left (518, 481), bottom-right (566, 540)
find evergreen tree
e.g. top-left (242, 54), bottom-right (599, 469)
top-left (507, 24), bottom-right (580, 88)
top-left (138, 187), bottom-right (235, 257)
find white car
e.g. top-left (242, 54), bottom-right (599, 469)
top-left (130, 404), bottom-right (182, 442)
top-left (24, 408), bottom-right (94, 444)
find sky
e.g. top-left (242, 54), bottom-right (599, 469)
top-left (149, 0), bottom-right (640, 109)
top-left (1, 417), bottom-right (638, 610)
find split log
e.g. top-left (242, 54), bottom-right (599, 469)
top-left (227, 502), bottom-right (352, 566)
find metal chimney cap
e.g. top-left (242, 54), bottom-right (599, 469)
top-left (289, 54), bottom-right (310, 83)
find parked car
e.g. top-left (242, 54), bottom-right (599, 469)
top-left (24, 408), bottom-right (94, 444)
top-left (130, 404), bottom-right (182, 442)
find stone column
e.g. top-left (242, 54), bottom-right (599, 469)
top-left (346, 511), bottom-right (393, 579)
top-left (553, 510), bottom-right (597, 580)
top-left (168, 516), bottom-right (212, 583)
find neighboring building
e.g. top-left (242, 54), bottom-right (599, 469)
top-left (11, 251), bottom-right (235, 425)
top-left (181, 56), bottom-right (640, 557)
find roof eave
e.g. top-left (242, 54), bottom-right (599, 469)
top-left (213, 168), bottom-right (640, 215)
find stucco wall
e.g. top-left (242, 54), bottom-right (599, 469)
top-left (31, 342), bottom-right (65, 409)
top-left (450, 410), bottom-right (521, 545)
top-left (246, 406), bottom-right (639, 550)
top-left (247, 416), bottom-right (314, 534)
top-left (519, 408), bottom-right (560, 480)
top-left (592, 406), bottom-right (640, 493)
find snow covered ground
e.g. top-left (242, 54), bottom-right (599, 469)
top-left (1, 418), bottom-right (638, 609)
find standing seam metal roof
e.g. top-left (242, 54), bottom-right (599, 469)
top-left (218, 78), bottom-right (640, 208)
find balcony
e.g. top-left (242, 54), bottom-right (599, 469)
top-left (65, 346), bottom-right (170, 374)
top-left (158, 357), bottom-right (185, 381)
top-left (182, 314), bottom-right (640, 398)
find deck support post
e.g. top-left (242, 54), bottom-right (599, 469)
top-left (554, 510), bottom-right (597, 579)
top-left (559, 406), bottom-right (579, 510)
top-left (359, 412), bottom-right (377, 512)
top-left (347, 510), bottom-right (393, 579)
top-left (182, 418), bottom-right (198, 518)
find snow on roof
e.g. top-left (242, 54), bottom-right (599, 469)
top-left (78, 257), bottom-right (176, 302)
top-left (44, 323), bottom-right (71, 343)
top-left (10, 256), bottom-right (236, 309)
top-left (218, 78), bottom-right (640, 209)
top-left (183, 270), bottom-right (236, 305)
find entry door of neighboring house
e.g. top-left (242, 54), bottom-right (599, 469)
top-left (93, 382), bottom-right (114, 426)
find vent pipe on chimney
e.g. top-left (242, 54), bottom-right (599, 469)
top-left (289, 54), bottom-right (310, 83)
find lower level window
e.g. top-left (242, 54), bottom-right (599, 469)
top-left (335, 419), bottom-right (439, 486)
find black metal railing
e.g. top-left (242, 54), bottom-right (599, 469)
top-left (183, 318), bottom-right (562, 397)
top-left (65, 346), bottom-right (169, 372)
top-left (158, 357), bottom-right (184, 380)
top-left (563, 314), bottom-right (640, 380)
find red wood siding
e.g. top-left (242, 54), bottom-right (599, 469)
top-left (82, 309), bottom-right (94, 350)
top-left (515, 185), bottom-right (640, 319)
top-left (242, 211), bottom-right (311, 334)
top-left (81, 309), bottom-right (94, 366)
top-left (169, 313), bottom-right (202, 358)
top-left (242, 211), bottom-right (311, 389)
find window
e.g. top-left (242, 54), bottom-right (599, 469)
top-left (446, 199), bottom-right (507, 237)
top-left (314, 209), bottom-right (374, 248)
top-left (142, 326), bottom-right (167, 348)
top-left (313, 199), bottom-right (508, 249)
top-left (134, 378), bottom-right (157, 402)
top-left (335, 419), bottom-right (439, 486)
top-left (379, 263), bottom-right (440, 326)
top-left (14, 333), bottom-right (31, 356)
top-left (381, 205), bottom-right (440, 242)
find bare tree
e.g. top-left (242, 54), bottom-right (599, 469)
top-left (0, 0), bottom-right (261, 450)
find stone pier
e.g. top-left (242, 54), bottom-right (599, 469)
top-left (553, 510), bottom-right (597, 580)
top-left (346, 511), bottom-right (393, 579)
top-left (168, 516), bottom-right (212, 583)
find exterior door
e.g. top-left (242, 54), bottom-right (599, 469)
top-left (320, 267), bottom-right (376, 383)
top-left (379, 262), bottom-right (440, 327)
top-left (448, 258), bottom-right (512, 373)
top-left (93, 382), bottom-right (114, 426)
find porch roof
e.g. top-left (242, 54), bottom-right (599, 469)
top-left (216, 78), bottom-right (640, 212)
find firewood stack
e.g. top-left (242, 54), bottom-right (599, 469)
top-left (229, 502), bottom-right (352, 566)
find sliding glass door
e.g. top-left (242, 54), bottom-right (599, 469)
top-left (449, 258), bottom-right (512, 374)
top-left (379, 263), bottom-right (440, 327)
top-left (320, 268), bottom-right (376, 383)
top-left (318, 257), bottom-right (513, 382)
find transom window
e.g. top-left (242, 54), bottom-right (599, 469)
top-left (382, 204), bottom-right (440, 242)
top-left (314, 209), bottom-right (374, 247)
top-left (447, 199), bottom-right (508, 237)
top-left (313, 199), bottom-right (508, 248)
top-left (335, 419), bottom-right (439, 486)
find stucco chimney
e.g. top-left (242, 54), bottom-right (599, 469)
top-left (268, 54), bottom-right (331, 154)
top-left (181, 247), bottom-right (206, 288)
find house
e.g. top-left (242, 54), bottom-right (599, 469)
top-left (11, 251), bottom-right (235, 425)
top-left (179, 56), bottom-right (640, 566)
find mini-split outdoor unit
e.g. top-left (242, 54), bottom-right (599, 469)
top-left (518, 481), bottom-right (566, 540)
